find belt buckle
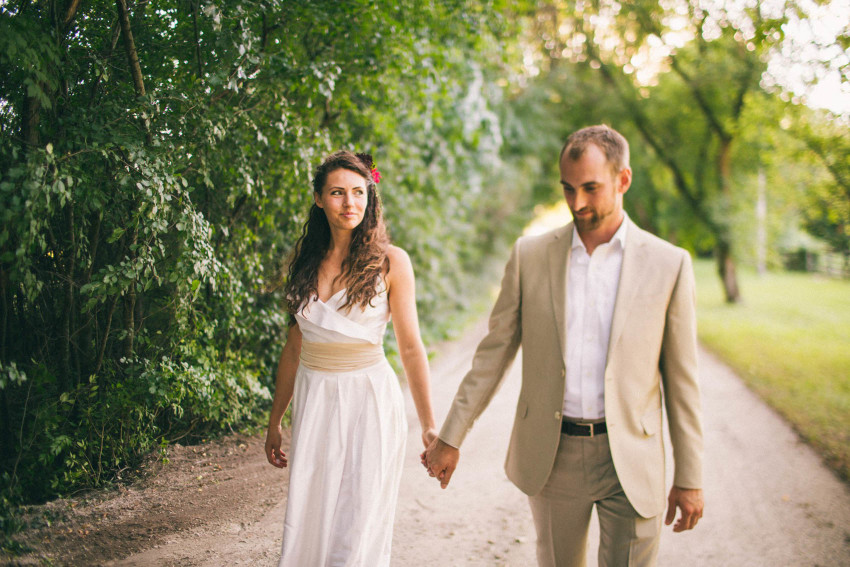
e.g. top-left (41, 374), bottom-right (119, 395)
top-left (577, 422), bottom-right (594, 437)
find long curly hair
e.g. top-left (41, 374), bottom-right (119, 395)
top-left (284, 150), bottom-right (389, 317)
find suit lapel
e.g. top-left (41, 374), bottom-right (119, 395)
top-left (548, 224), bottom-right (572, 361)
top-left (607, 219), bottom-right (647, 362)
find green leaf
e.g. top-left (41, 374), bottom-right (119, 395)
top-left (108, 228), bottom-right (125, 243)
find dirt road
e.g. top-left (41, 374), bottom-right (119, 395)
top-left (5, 318), bottom-right (850, 566)
top-left (394, 320), bottom-right (850, 566)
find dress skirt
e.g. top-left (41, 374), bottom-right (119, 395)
top-left (279, 358), bottom-right (407, 567)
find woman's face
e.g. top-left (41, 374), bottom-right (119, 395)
top-left (315, 168), bottom-right (369, 232)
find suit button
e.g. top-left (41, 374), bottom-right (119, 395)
top-left (554, 411), bottom-right (562, 419)
top-left (561, 368), bottom-right (566, 377)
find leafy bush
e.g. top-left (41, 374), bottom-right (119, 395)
top-left (0, 0), bottom-right (536, 533)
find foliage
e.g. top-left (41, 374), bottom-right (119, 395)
top-left (792, 112), bottom-right (850, 257)
top-left (518, 0), bottom-right (803, 302)
top-left (0, 0), bottom-right (535, 525)
top-left (694, 259), bottom-right (850, 481)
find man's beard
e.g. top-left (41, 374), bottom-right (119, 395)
top-left (573, 209), bottom-right (601, 231)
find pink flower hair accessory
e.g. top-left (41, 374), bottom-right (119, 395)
top-left (355, 152), bottom-right (381, 185)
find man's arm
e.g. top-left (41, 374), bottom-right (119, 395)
top-left (422, 239), bottom-right (524, 487)
top-left (661, 251), bottom-right (705, 530)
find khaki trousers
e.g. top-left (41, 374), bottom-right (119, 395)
top-left (528, 431), bottom-right (662, 567)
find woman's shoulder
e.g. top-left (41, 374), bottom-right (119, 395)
top-left (385, 245), bottom-right (414, 289)
top-left (386, 244), bottom-right (412, 266)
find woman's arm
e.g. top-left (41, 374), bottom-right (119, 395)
top-left (264, 323), bottom-right (303, 468)
top-left (386, 245), bottom-right (437, 448)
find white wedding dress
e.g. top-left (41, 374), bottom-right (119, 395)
top-left (279, 284), bottom-right (407, 567)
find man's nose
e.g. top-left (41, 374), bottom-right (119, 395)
top-left (573, 190), bottom-right (588, 210)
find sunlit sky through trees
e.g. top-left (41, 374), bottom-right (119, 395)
top-left (512, 0), bottom-right (849, 116)
top-left (0, 0), bottom-right (846, 113)
top-left (766, 0), bottom-right (850, 115)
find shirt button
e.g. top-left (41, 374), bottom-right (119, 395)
top-left (554, 411), bottom-right (562, 420)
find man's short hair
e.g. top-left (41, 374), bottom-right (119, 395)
top-left (560, 125), bottom-right (630, 175)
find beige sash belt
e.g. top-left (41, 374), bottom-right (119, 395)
top-left (300, 341), bottom-right (385, 372)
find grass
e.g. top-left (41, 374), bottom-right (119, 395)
top-left (693, 259), bottom-right (850, 481)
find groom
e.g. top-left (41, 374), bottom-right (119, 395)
top-left (423, 125), bottom-right (704, 566)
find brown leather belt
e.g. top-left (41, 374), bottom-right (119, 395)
top-left (561, 420), bottom-right (607, 437)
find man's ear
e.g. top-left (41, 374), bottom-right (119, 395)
top-left (618, 167), bottom-right (632, 194)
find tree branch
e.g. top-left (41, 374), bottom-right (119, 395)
top-left (581, 31), bottom-right (721, 235)
top-left (62, 0), bottom-right (81, 30)
top-left (192, 0), bottom-right (204, 79)
top-left (116, 0), bottom-right (146, 97)
top-left (632, 4), bottom-right (731, 143)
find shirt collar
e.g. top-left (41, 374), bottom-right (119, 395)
top-left (571, 212), bottom-right (629, 252)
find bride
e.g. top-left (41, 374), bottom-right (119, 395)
top-left (264, 150), bottom-right (437, 566)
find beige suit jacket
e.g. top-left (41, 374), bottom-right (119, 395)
top-left (439, 218), bottom-right (703, 518)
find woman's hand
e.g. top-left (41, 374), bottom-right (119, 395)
top-left (265, 423), bottom-right (288, 468)
top-left (421, 427), bottom-right (438, 450)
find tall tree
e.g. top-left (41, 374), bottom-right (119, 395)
top-left (525, 0), bottom-right (793, 302)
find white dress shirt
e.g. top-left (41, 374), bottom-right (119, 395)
top-left (563, 216), bottom-right (628, 420)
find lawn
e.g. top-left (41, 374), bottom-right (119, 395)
top-left (693, 259), bottom-right (850, 481)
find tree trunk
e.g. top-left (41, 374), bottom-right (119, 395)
top-left (116, 0), bottom-right (146, 97)
top-left (1, 267), bottom-right (7, 363)
top-left (94, 295), bottom-right (119, 377)
top-left (717, 239), bottom-right (741, 303)
top-left (124, 230), bottom-right (137, 360)
top-left (21, 93), bottom-right (41, 151)
top-left (717, 139), bottom-right (741, 302)
top-left (1, 268), bottom-right (14, 462)
top-left (62, 201), bottom-right (77, 389)
top-left (756, 168), bottom-right (767, 275)
top-left (192, 0), bottom-right (204, 78)
top-left (0, 388), bottom-right (11, 465)
top-left (62, 0), bottom-right (82, 29)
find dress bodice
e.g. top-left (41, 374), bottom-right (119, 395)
top-left (295, 284), bottom-right (390, 345)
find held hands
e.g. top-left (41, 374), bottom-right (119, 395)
top-left (420, 437), bottom-right (460, 489)
top-left (665, 486), bottom-right (704, 532)
top-left (264, 423), bottom-right (288, 469)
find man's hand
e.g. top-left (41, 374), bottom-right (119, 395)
top-left (420, 437), bottom-right (460, 489)
top-left (665, 486), bottom-right (704, 532)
